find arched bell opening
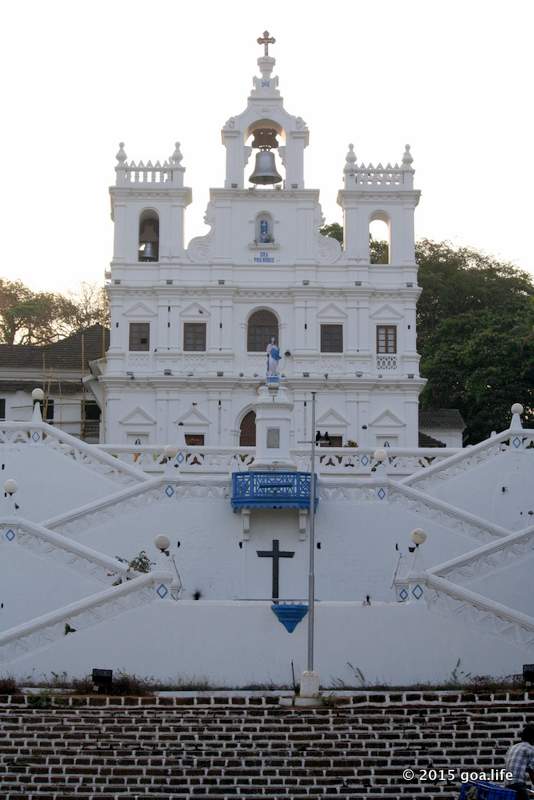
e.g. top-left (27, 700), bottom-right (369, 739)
top-left (138, 210), bottom-right (159, 262)
top-left (247, 308), bottom-right (279, 353)
top-left (369, 211), bottom-right (390, 265)
top-left (239, 410), bottom-right (256, 447)
top-left (246, 120), bottom-right (285, 187)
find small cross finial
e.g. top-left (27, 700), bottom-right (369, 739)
top-left (257, 30), bottom-right (275, 56)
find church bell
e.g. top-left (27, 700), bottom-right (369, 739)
top-left (249, 150), bottom-right (282, 185)
top-left (248, 127), bottom-right (282, 185)
top-left (140, 241), bottom-right (157, 262)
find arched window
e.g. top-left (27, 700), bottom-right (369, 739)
top-left (369, 212), bottom-right (390, 265)
top-left (256, 213), bottom-right (274, 244)
top-left (138, 210), bottom-right (159, 262)
top-left (240, 410), bottom-right (256, 447)
top-left (247, 309), bottom-right (279, 352)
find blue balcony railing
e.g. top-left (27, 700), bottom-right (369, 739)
top-left (231, 471), bottom-right (317, 511)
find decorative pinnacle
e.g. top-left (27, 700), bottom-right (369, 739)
top-left (170, 142), bottom-right (183, 165)
top-left (402, 144), bottom-right (413, 168)
top-left (344, 143), bottom-right (357, 172)
top-left (115, 142), bottom-right (127, 164)
top-left (257, 30), bottom-right (275, 56)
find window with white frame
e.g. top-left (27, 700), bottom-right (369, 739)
top-left (183, 322), bottom-right (207, 352)
top-left (320, 324), bottom-right (343, 353)
top-left (376, 325), bottom-right (397, 353)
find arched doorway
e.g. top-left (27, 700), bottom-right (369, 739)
top-left (239, 410), bottom-right (256, 446)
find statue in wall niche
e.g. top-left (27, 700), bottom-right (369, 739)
top-left (266, 337), bottom-right (281, 377)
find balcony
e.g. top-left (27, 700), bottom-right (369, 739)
top-left (231, 471), bottom-right (317, 511)
top-left (376, 354), bottom-right (398, 371)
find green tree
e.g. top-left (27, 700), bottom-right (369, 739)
top-left (0, 279), bottom-right (109, 345)
top-left (319, 228), bottom-right (534, 442)
top-left (319, 223), bottom-right (388, 263)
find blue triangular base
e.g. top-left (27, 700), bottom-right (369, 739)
top-left (271, 604), bottom-right (308, 633)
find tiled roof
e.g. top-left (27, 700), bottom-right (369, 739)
top-left (0, 325), bottom-right (109, 372)
top-left (418, 431), bottom-right (446, 448)
top-left (419, 408), bottom-right (465, 430)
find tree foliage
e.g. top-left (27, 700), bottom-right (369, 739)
top-left (319, 223), bottom-right (388, 263)
top-left (415, 239), bottom-right (534, 442)
top-left (0, 279), bottom-right (109, 345)
top-left (319, 228), bottom-right (534, 442)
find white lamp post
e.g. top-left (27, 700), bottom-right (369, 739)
top-left (3, 478), bottom-right (18, 496)
top-left (154, 534), bottom-right (171, 553)
top-left (510, 403), bottom-right (524, 431)
top-left (410, 528), bottom-right (427, 547)
top-left (4, 478), bottom-right (19, 514)
top-left (31, 388), bottom-right (44, 422)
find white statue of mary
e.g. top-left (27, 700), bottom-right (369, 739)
top-left (266, 337), bottom-right (281, 377)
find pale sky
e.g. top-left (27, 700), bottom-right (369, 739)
top-left (1, 0), bottom-right (533, 293)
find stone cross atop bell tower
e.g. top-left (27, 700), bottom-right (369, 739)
top-left (252, 30), bottom-right (279, 97)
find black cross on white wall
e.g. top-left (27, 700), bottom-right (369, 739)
top-left (256, 539), bottom-right (294, 600)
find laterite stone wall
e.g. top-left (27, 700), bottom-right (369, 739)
top-left (0, 691), bottom-right (533, 799)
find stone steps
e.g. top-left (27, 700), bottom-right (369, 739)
top-left (1, 692), bottom-right (532, 799)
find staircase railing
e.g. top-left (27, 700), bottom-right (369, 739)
top-left (42, 477), bottom-right (166, 536)
top-left (0, 569), bottom-right (178, 664)
top-left (427, 524), bottom-right (534, 582)
top-left (418, 572), bottom-right (534, 649)
top-left (0, 517), bottom-right (130, 583)
top-left (388, 482), bottom-right (510, 544)
top-left (401, 428), bottom-right (534, 491)
top-left (0, 421), bottom-right (147, 486)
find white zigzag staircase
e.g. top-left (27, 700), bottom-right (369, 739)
top-left (392, 424), bottom-right (534, 648)
top-left (0, 417), bottom-right (532, 664)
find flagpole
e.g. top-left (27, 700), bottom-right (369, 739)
top-left (307, 391), bottom-right (316, 672)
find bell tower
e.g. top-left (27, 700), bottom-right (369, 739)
top-left (221, 32), bottom-right (309, 190)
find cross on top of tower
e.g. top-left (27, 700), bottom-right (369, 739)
top-left (257, 30), bottom-right (275, 56)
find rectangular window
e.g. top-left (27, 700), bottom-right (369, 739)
top-left (0, 399), bottom-right (5, 419)
top-left (183, 322), bottom-right (206, 352)
top-left (39, 398), bottom-right (54, 421)
top-left (266, 428), bottom-right (280, 449)
top-left (184, 433), bottom-right (205, 446)
top-left (376, 325), bottom-right (397, 354)
top-left (320, 324), bottom-right (343, 353)
top-left (129, 322), bottom-right (150, 351)
top-left (82, 400), bottom-right (101, 440)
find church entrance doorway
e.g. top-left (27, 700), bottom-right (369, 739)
top-left (239, 410), bottom-right (256, 446)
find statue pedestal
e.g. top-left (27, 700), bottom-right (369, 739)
top-left (250, 383), bottom-right (296, 471)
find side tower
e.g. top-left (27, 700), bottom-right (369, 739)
top-left (94, 146), bottom-right (192, 443)
top-left (336, 145), bottom-right (424, 446)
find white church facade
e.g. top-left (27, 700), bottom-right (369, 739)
top-left (89, 37), bottom-right (423, 449)
top-left (0, 36), bottom-right (532, 688)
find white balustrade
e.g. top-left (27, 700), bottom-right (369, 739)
top-left (402, 428), bottom-right (534, 490)
top-left (376, 354), bottom-right (398, 371)
top-left (0, 422), bottom-right (147, 485)
top-left (0, 570), bottom-right (177, 664)
top-left (421, 572), bottom-right (534, 648)
top-left (96, 444), bottom-right (459, 478)
top-left (116, 161), bottom-right (183, 187)
top-left (0, 518), bottom-right (130, 583)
